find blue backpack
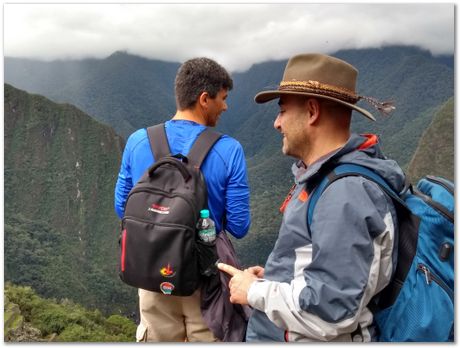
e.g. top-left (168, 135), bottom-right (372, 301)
top-left (307, 163), bottom-right (454, 342)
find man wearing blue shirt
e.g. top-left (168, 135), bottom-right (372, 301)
top-left (114, 57), bottom-right (251, 342)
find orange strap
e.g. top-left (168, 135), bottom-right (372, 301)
top-left (280, 184), bottom-right (296, 213)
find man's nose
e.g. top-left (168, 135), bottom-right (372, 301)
top-left (274, 115), bottom-right (281, 130)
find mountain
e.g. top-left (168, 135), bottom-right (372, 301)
top-left (4, 84), bottom-right (136, 315)
top-left (5, 46), bottom-right (454, 268)
top-left (5, 46), bottom-right (454, 166)
top-left (5, 51), bottom-right (179, 138)
top-left (406, 97), bottom-right (454, 182)
top-left (334, 46), bottom-right (453, 168)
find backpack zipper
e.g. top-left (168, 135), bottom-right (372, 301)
top-left (412, 189), bottom-right (454, 223)
top-left (121, 229), bottom-right (127, 272)
top-left (128, 187), bottom-right (198, 220)
top-left (416, 263), bottom-right (454, 301)
top-left (122, 216), bottom-right (196, 233)
top-left (425, 176), bottom-right (454, 196)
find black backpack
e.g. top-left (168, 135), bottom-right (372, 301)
top-left (119, 123), bottom-right (221, 296)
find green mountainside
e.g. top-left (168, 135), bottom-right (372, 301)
top-left (4, 84), bottom-right (136, 315)
top-left (5, 51), bottom-right (179, 138)
top-left (336, 47), bottom-right (453, 168)
top-left (406, 97), bottom-right (454, 182)
top-left (4, 283), bottom-right (136, 342)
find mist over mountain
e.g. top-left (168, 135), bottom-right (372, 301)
top-left (5, 51), bottom-right (179, 138)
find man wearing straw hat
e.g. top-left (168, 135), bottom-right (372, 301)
top-left (218, 53), bottom-right (405, 342)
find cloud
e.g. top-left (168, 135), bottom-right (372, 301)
top-left (4, 3), bottom-right (454, 72)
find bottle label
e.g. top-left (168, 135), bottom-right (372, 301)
top-left (199, 229), bottom-right (216, 242)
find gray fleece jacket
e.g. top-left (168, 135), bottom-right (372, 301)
top-left (246, 133), bottom-right (405, 342)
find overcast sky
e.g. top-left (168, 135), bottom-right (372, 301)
top-left (4, 3), bottom-right (455, 72)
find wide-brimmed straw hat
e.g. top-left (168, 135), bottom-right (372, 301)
top-left (254, 53), bottom-right (394, 121)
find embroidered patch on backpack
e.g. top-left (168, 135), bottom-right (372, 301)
top-left (160, 264), bottom-right (176, 278)
top-left (148, 203), bottom-right (170, 214)
top-left (160, 282), bottom-right (175, 295)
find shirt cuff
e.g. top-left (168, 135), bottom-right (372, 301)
top-left (247, 278), bottom-right (271, 312)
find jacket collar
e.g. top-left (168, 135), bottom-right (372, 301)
top-left (292, 133), bottom-right (378, 185)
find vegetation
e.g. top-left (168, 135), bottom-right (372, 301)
top-left (4, 84), bottom-right (137, 315)
top-left (407, 97), bottom-right (454, 182)
top-left (4, 283), bottom-right (136, 342)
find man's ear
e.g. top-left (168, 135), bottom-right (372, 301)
top-left (199, 92), bottom-right (209, 109)
top-left (306, 98), bottom-right (320, 125)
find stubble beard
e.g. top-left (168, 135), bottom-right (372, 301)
top-left (282, 133), bottom-right (308, 161)
top-left (282, 136), bottom-right (291, 157)
top-left (208, 112), bottom-right (220, 127)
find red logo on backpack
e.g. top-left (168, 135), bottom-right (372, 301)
top-left (148, 203), bottom-right (170, 214)
top-left (160, 263), bottom-right (176, 278)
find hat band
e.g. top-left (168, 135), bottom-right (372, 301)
top-left (279, 80), bottom-right (359, 104)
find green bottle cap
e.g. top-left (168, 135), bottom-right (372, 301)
top-left (200, 209), bottom-right (210, 218)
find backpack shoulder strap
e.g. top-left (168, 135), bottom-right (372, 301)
top-left (306, 163), bottom-right (404, 234)
top-left (187, 128), bottom-right (222, 168)
top-left (146, 123), bottom-right (171, 161)
top-left (306, 163), bottom-right (423, 313)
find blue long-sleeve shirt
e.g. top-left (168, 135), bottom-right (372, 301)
top-left (114, 119), bottom-right (250, 239)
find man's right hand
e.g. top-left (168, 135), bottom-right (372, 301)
top-left (244, 266), bottom-right (265, 278)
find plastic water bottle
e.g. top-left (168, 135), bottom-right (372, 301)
top-left (197, 209), bottom-right (216, 243)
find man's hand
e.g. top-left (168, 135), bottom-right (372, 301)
top-left (244, 265), bottom-right (265, 278)
top-left (217, 263), bottom-right (261, 305)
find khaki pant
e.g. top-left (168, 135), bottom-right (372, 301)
top-left (136, 288), bottom-right (218, 342)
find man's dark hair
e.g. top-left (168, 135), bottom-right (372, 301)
top-left (319, 98), bottom-right (353, 117)
top-left (175, 57), bottom-right (233, 110)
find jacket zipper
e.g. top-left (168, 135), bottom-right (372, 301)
top-left (280, 184), bottom-right (297, 214)
top-left (284, 330), bottom-right (289, 342)
top-left (416, 263), bottom-right (454, 301)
